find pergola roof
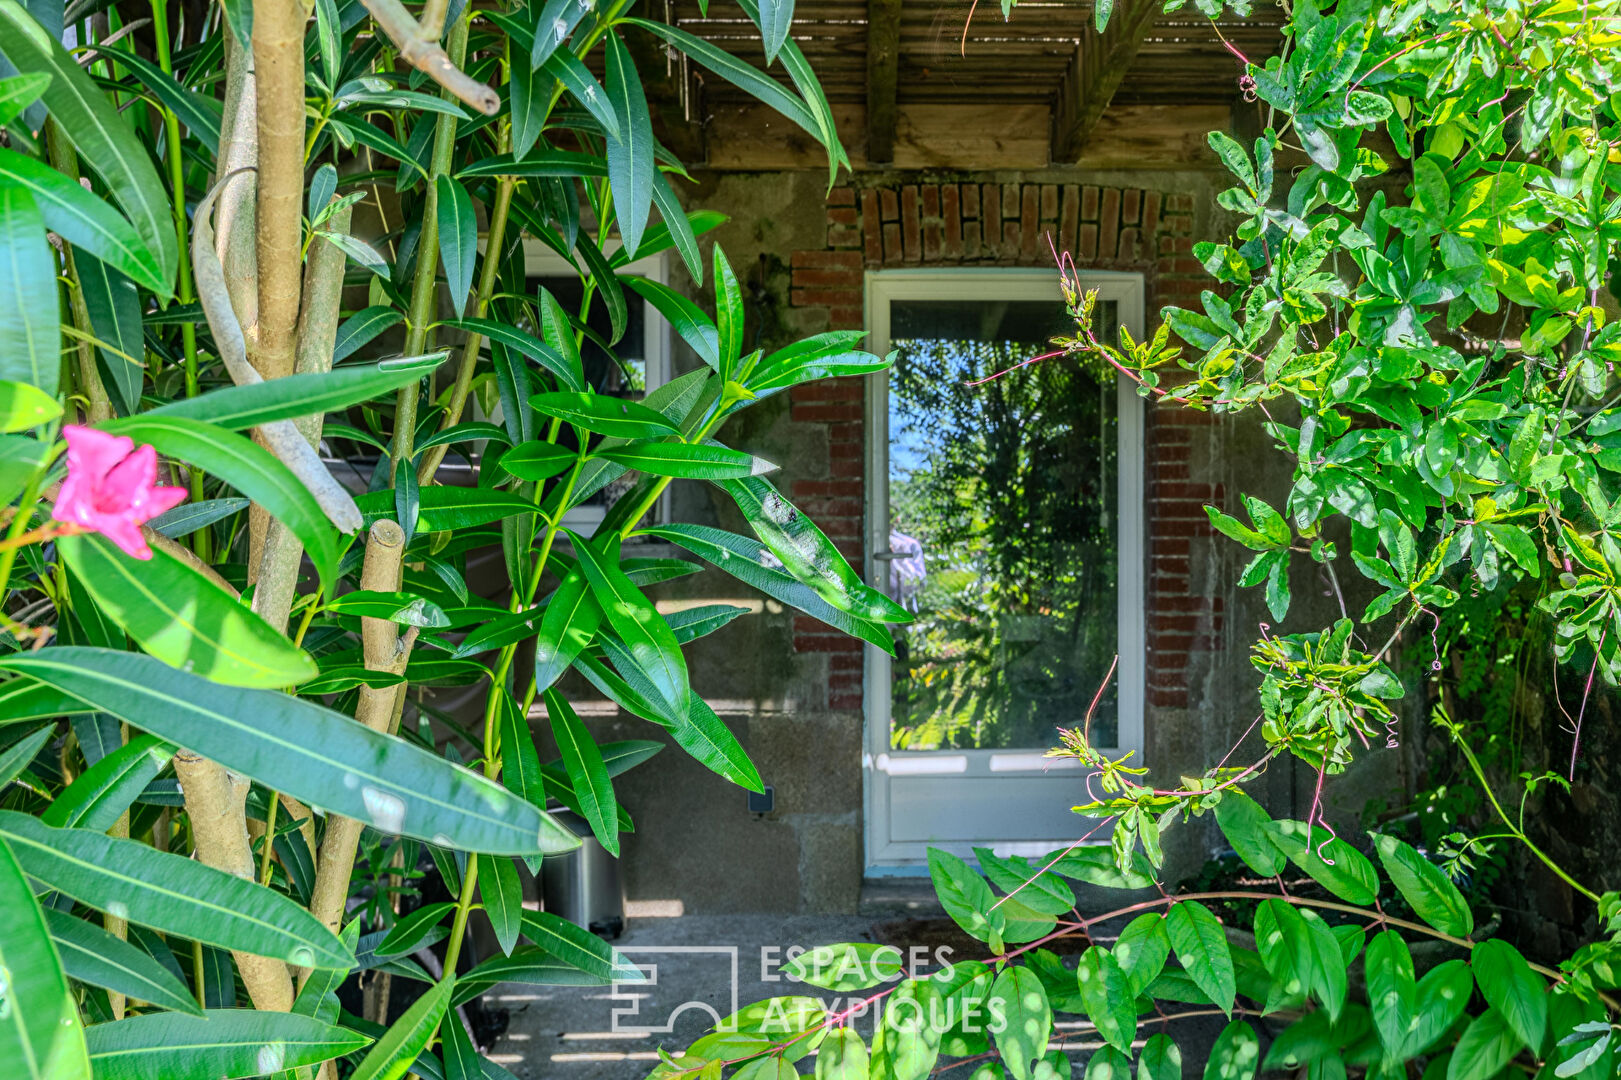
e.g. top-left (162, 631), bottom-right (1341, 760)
top-left (663, 0), bottom-right (1287, 169)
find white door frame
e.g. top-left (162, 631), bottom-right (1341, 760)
top-left (861, 268), bottom-right (1147, 870)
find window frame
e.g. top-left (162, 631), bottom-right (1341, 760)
top-left (860, 267), bottom-right (1147, 869)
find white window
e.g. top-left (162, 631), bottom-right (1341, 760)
top-left (862, 268), bottom-right (1146, 869)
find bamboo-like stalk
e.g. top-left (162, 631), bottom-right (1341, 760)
top-left (44, 121), bottom-right (113, 424)
top-left (252, 0), bottom-right (306, 382)
top-left (154, 532), bottom-right (295, 1010)
top-left (173, 753), bottom-right (295, 1011)
top-left (392, 11), bottom-right (471, 480)
top-left (215, 31), bottom-right (259, 350)
top-left (305, 521), bottom-right (412, 945)
top-left (253, 206), bottom-right (354, 635)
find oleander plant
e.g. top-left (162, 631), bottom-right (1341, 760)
top-left (0, 0), bottom-right (905, 1075)
top-left (652, 0), bottom-right (1621, 1077)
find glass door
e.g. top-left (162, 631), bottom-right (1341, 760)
top-left (862, 270), bottom-right (1145, 868)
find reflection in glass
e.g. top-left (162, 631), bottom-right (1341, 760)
top-left (887, 298), bottom-right (1121, 751)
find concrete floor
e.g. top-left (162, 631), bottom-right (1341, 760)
top-left (483, 911), bottom-right (1230, 1080)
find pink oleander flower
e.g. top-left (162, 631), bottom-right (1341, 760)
top-left (52, 426), bottom-right (187, 560)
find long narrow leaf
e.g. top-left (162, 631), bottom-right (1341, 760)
top-left (0, 186), bottom-right (58, 394)
top-left (0, 810), bottom-right (351, 968)
top-left (0, 648), bottom-right (580, 856)
top-left (0, 0), bottom-right (176, 291)
top-left (0, 835), bottom-right (91, 1080)
top-left (43, 907), bottom-right (202, 1017)
top-left (84, 1011), bottom-right (368, 1080)
top-left (544, 689), bottom-right (619, 855)
top-left (0, 146), bottom-right (165, 294)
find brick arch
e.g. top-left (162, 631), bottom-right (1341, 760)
top-left (785, 180), bottom-right (1223, 718)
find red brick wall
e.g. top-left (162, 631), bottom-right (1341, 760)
top-left (786, 179), bottom-right (1224, 716)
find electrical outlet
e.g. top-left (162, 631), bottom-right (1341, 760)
top-left (747, 786), bottom-right (774, 814)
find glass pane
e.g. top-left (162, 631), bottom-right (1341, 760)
top-left (886, 296), bottom-right (1121, 751)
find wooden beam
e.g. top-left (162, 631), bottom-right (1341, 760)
top-left (1051, 0), bottom-right (1160, 163)
top-left (701, 102), bottom-right (1228, 171)
top-left (866, 0), bottom-right (902, 164)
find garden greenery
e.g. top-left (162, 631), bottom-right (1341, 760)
top-left (0, 0), bottom-right (904, 1074)
top-left (650, 0), bottom-right (1621, 1078)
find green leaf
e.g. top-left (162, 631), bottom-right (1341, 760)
top-left (501, 441), bottom-right (577, 482)
top-left (541, 50), bottom-right (620, 141)
top-left (478, 853), bottom-right (524, 956)
top-left (545, 688), bottom-right (619, 855)
top-left (1113, 912), bottom-right (1171, 997)
top-left (42, 733), bottom-right (171, 832)
top-left (58, 533), bottom-right (319, 688)
top-left (717, 475), bottom-right (910, 624)
top-left (973, 849), bottom-right (1075, 917)
top-left (1203, 1021), bottom-right (1259, 1080)
top-left (0, 71), bottom-right (49, 126)
top-left (579, 643), bottom-right (761, 791)
top-left (756, 0), bottom-right (794, 62)
top-left (152, 355), bottom-right (445, 430)
top-left (1264, 820), bottom-right (1379, 904)
top-left (333, 306), bottom-right (404, 363)
top-left (1075, 947), bottom-right (1135, 1055)
top-left (1371, 833), bottom-right (1472, 937)
top-left (1215, 792), bottom-right (1285, 876)
top-left (1140, 1034), bottom-right (1182, 1080)
top-left (0, 677), bottom-right (91, 726)
top-left (0, 834), bottom-right (91, 1080)
top-left (436, 175), bottom-right (477, 318)
top-left (76, 254), bottom-right (143, 414)
top-left (324, 590), bottom-right (450, 628)
top-left (441, 1007), bottom-right (482, 1080)
top-left (532, 566), bottom-right (601, 693)
top-left (0, 723), bottom-right (51, 785)
top-left (991, 966), bottom-right (1051, 1079)
top-left (599, 440), bottom-right (774, 479)
top-left (293, 919), bottom-right (360, 1023)
top-left (602, 31), bottom-right (654, 258)
top-left (0, 0), bottom-right (175, 291)
top-left (0, 379), bottom-right (59, 432)
top-left (624, 17), bottom-right (822, 141)
top-left (784, 943), bottom-right (905, 992)
top-left (519, 910), bottom-right (644, 981)
top-left (570, 529), bottom-right (689, 714)
top-left (817, 1027), bottom-right (869, 1080)
top-left (1447, 1009), bottom-right (1523, 1080)
top-left (43, 907), bottom-right (201, 1017)
top-left (1402, 960), bottom-right (1474, 1056)
top-left (348, 975), bottom-right (453, 1080)
top-left (101, 415), bottom-right (343, 591)
top-left (354, 486), bottom-right (537, 532)
top-left (874, 978), bottom-right (942, 1080)
top-left (0, 147), bottom-right (164, 296)
top-left (624, 276), bottom-right (721, 369)
top-left (1166, 901), bottom-right (1236, 1016)
top-left (649, 173), bottom-right (707, 284)
top-left (457, 149), bottom-right (608, 180)
top-left (0, 648), bottom-right (578, 857)
top-left (96, 46), bottom-right (222, 157)
top-left (0, 185), bottom-right (57, 395)
top-left (714, 245), bottom-right (745, 377)
top-left (0, 431), bottom-right (47, 506)
top-left (1365, 930), bottom-right (1415, 1060)
top-left (0, 810), bottom-right (349, 968)
top-left (927, 848), bottom-right (1004, 945)
top-left (644, 523), bottom-right (896, 654)
top-left (1470, 939), bottom-right (1546, 1050)
top-left (531, 392), bottom-right (682, 440)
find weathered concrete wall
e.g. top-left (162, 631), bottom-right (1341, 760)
top-left (548, 166), bottom-right (1416, 916)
